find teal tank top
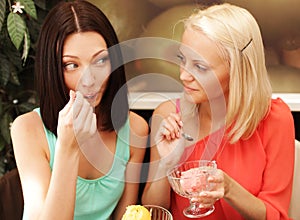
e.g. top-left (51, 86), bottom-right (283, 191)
top-left (23, 108), bottom-right (130, 220)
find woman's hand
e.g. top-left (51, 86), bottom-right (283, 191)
top-left (57, 90), bottom-right (97, 151)
top-left (191, 169), bottom-right (225, 209)
top-left (72, 91), bottom-right (97, 142)
top-left (155, 113), bottom-right (186, 168)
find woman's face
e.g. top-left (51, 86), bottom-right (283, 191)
top-left (178, 28), bottom-right (230, 104)
top-left (62, 31), bottom-right (111, 107)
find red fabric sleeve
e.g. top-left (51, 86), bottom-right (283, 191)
top-left (258, 98), bottom-right (295, 220)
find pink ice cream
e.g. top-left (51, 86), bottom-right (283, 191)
top-left (180, 167), bottom-right (209, 193)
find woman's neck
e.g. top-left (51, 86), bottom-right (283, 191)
top-left (198, 97), bottom-right (227, 135)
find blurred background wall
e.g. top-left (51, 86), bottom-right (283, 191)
top-left (88, 0), bottom-right (300, 139)
top-left (88, 0), bottom-right (300, 93)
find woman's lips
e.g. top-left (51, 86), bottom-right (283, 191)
top-left (83, 92), bottom-right (97, 100)
top-left (183, 85), bottom-right (197, 92)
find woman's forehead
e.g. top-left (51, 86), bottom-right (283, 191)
top-left (180, 28), bottom-right (226, 67)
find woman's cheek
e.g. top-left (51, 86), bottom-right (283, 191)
top-left (64, 73), bottom-right (81, 91)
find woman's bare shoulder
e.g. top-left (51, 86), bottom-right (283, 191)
top-left (129, 111), bottom-right (149, 137)
top-left (153, 99), bottom-right (176, 117)
top-left (11, 110), bottom-right (51, 166)
top-left (10, 110), bottom-right (46, 149)
top-left (11, 111), bottom-right (42, 133)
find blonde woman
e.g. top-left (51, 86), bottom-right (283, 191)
top-left (142, 3), bottom-right (295, 220)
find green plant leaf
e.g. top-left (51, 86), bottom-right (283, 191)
top-left (0, 112), bottom-right (13, 145)
top-left (3, 47), bottom-right (22, 70)
top-left (0, 57), bottom-right (11, 86)
top-left (7, 12), bottom-right (26, 50)
top-left (0, 137), bottom-right (5, 152)
top-left (20, 0), bottom-right (37, 20)
top-left (21, 28), bottom-right (31, 62)
top-left (34, 0), bottom-right (46, 10)
top-left (0, 0), bottom-right (6, 32)
top-left (9, 69), bottom-right (20, 86)
top-left (0, 99), bottom-right (3, 115)
top-left (18, 102), bottom-right (36, 112)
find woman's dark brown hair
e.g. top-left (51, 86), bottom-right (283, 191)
top-left (35, 0), bottom-right (128, 135)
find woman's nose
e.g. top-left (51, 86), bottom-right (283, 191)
top-left (81, 67), bottom-right (95, 87)
top-left (180, 66), bottom-right (194, 81)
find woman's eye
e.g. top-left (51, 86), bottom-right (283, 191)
top-left (176, 54), bottom-right (185, 63)
top-left (63, 63), bottom-right (78, 71)
top-left (94, 56), bottom-right (110, 66)
top-left (195, 64), bottom-right (208, 73)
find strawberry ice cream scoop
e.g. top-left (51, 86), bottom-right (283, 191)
top-left (180, 167), bottom-right (210, 193)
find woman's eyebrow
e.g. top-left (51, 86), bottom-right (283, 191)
top-left (178, 48), bottom-right (210, 67)
top-left (92, 49), bottom-right (108, 59)
top-left (62, 49), bottom-right (108, 59)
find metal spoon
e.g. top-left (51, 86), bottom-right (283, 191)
top-left (176, 100), bottom-right (194, 142)
top-left (182, 132), bottom-right (194, 141)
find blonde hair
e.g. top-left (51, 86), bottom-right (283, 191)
top-left (184, 3), bottom-right (272, 143)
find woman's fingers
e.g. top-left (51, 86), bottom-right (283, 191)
top-left (191, 196), bottom-right (216, 207)
top-left (90, 113), bottom-right (97, 134)
top-left (199, 190), bottom-right (224, 200)
top-left (82, 108), bottom-right (97, 136)
top-left (161, 113), bottom-right (183, 140)
top-left (57, 90), bottom-right (98, 150)
top-left (72, 91), bottom-right (84, 119)
top-left (57, 90), bottom-right (77, 145)
top-left (74, 99), bottom-right (90, 127)
top-left (59, 90), bottom-right (76, 117)
top-left (190, 169), bottom-right (225, 208)
top-left (191, 190), bottom-right (223, 208)
top-left (72, 92), bottom-right (97, 140)
top-left (153, 112), bottom-right (187, 166)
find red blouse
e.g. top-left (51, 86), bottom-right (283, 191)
top-left (171, 98), bottom-right (295, 220)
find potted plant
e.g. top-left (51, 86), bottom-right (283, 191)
top-left (0, 0), bottom-right (56, 176)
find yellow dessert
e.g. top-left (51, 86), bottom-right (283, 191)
top-left (122, 205), bottom-right (151, 220)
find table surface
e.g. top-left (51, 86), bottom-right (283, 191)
top-left (128, 92), bottom-right (300, 112)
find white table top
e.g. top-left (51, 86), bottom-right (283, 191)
top-left (128, 92), bottom-right (300, 112)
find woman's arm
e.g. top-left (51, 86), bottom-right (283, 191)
top-left (225, 173), bottom-right (266, 220)
top-left (11, 91), bottom-right (96, 220)
top-left (256, 100), bottom-right (295, 219)
top-left (207, 170), bottom-right (267, 220)
top-left (112, 111), bottom-right (149, 219)
top-left (142, 100), bottom-right (183, 209)
top-left (141, 151), bottom-right (173, 209)
top-left (11, 111), bottom-right (80, 220)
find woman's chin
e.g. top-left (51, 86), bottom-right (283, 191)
top-left (183, 92), bottom-right (208, 104)
top-left (183, 92), bottom-right (197, 103)
top-left (86, 95), bottom-right (101, 108)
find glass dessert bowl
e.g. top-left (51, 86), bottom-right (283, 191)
top-left (167, 160), bottom-right (217, 218)
top-left (144, 205), bottom-right (173, 220)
